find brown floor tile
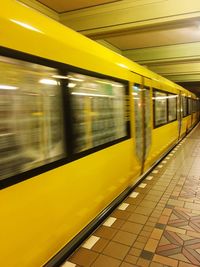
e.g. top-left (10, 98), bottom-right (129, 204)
top-left (178, 261), bottom-right (199, 267)
top-left (133, 241), bottom-right (146, 249)
top-left (103, 241), bottom-right (130, 260)
top-left (112, 230), bottom-right (137, 246)
top-left (146, 221), bottom-right (156, 227)
top-left (187, 230), bottom-right (200, 238)
top-left (185, 202), bottom-right (200, 210)
top-left (140, 200), bottom-right (158, 209)
top-left (165, 226), bottom-right (186, 235)
top-left (158, 215), bottom-right (169, 224)
top-left (136, 236), bottom-right (149, 243)
top-left (112, 218), bottom-right (126, 229)
top-left (144, 238), bottom-right (159, 252)
top-left (128, 214), bottom-right (148, 224)
top-left (95, 226), bottom-right (117, 240)
top-left (149, 217), bottom-right (158, 223)
top-left (92, 238), bottom-right (109, 253)
top-left (167, 199), bottom-right (184, 207)
top-left (153, 254), bottom-right (178, 267)
top-left (126, 197), bottom-right (144, 205)
top-left (150, 229), bottom-right (163, 240)
top-left (151, 211), bottom-right (162, 218)
top-left (143, 226), bottom-right (154, 232)
top-left (140, 230), bottom-right (152, 237)
top-left (120, 262), bottom-right (137, 267)
top-left (144, 194), bottom-right (162, 202)
top-left (121, 221), bottom-right (143, 234)
top-left (69, 248), bottom-right (98, 266)
top-left (137, 257), bottom-right (150, 267)
top-left (111, 210), bottom-right (131, 220)
top-left (148, 190), bottom-right (164, 197)
top-left (124, 254), bottom-right (138, 264)
top-left (126, 204), bottom-right (137, 212)
top-left (129, 247), bottom-right (142, 257)
top-left (135, 206), bottom-right (154, 216)
top-left (91, 254), bottom-right (121, 267)
top-left (150, 262), bottom-right (165, 267)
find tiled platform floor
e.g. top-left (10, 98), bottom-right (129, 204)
top-left (61, 124), bottom-right (200, 267)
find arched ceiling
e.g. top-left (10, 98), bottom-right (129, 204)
top-left (20, 0), bottom-right (200, 95)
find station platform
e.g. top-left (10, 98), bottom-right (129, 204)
top-left (61, 124), bottom-right (200, 267)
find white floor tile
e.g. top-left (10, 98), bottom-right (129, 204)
top-left (146, 176), bottom-right (153, 180)
top-left (118, 203), bottom-right (129, 210)
top-left (82, 235), bottom-right (100, 249)
top-left (61, 261), bottom-right (76, 267)
top-left (138, 183), bottom-right (147, 188)
top-left (130, 192), bottom-right (139, 198)
top-left (152, 170), bottom-right (158, 174)
top-left (103, 217), bottom-right (116, 227)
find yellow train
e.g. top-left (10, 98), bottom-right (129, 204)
top-left (0, 1), bottom-right (199, 266)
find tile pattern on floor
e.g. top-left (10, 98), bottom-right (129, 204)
top-left (61, 124), bottom-right (200, 267)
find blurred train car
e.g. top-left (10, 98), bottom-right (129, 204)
top-left (0, 1), bottom-right (199, 266)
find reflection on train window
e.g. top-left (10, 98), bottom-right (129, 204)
top-left (168, 94), bottom-right (177, 122)
top-left (182, 96), bottom-right (187, 117)
top-left (154, 90), bottom-right (167, 127)
top-left (69, 72), bottom-right (127, 153)
top-left (0, 56), bottom-right (64, 180)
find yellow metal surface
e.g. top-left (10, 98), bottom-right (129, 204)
top-left (1, 140), bottom-right (136, 267)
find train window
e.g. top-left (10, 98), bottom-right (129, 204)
top-left (133, 84), bottom-right (143, 161)
top-left (153, 90), bottom-right (168, 127)
top-left (188, 98), bottom-right (192, 115)
top-left (192, 99), bottom-right (196, 113)
top-left (182, 96), bottom-right (188, 117)
top-left (168, 94), bottom-right (177, 122)
top-left (0, 56), bottom-right (64, 180)
top-left (69, 72), bottom-right (127, 153)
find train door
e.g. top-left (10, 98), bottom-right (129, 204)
top-left (133, 77), bottom-right (152, 174)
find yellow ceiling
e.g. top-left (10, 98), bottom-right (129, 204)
top-left (20, 0), bottom-right (200, 94)
top-left (37, 0), bottom-right (120, 13)
top-left (105, 25), bottom-right (200, 50)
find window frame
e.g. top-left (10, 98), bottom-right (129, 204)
top-left (182, 96), bottom-right (188, 118)
top-left (167, 92), bottom-right (177, 123)
top-left (0, 46), bottom-right (130, 189)
top-left (153, 88), bottom-right (178, 129)
top-left (67, 71), bottom-right (130, 158)
top-left (187, 97), bottom-right (192, 115)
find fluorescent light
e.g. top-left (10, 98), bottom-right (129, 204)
top-left (52, 75), bottom-right (68, 79)
top-left (0, 85), bottom-right (18, 90)
top-left (39, 79), bottom-right (58, 85)
top-left (68, 77), bottom-right (84, 82)
top-left (71, 92), bottom-right (114, 98)
top-left (95, 80), bottom-right (123, 88)
top-left (68, 83), bottom-right (76, 88)
top-left (10, 19), bottom-right (43, 33)
top-left (52, 75), bottom-right (84, 82)
top-left (153, 95), bottom-right (177, 100)
top-left (132, 92), bottom-right (138, 95)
